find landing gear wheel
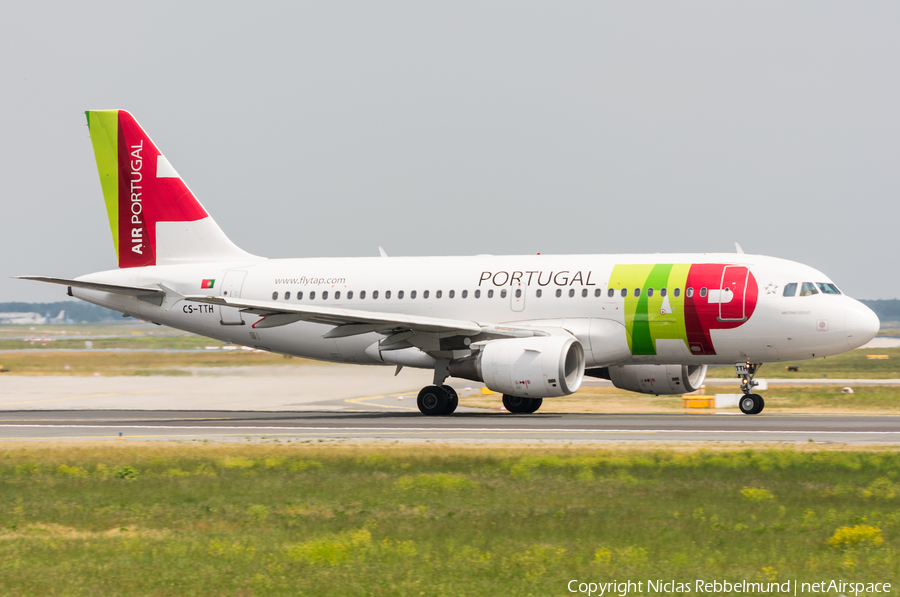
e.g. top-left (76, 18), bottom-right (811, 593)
top-left (442, 386), bottom-right (459, 415)
top-left (739, 393), bottom-right (764, 415)
top-left (417, 386), bottom-right (449, 416)
top-left (502, 395), bottom-right (541, 414)
top-left (524, 397), bottom-right (543, 413)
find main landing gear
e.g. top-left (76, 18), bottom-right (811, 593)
top-left (502, 394), bottom-right (543, 414)
top-left (736, 361), bottom-right (765, 415)
top-left (416, 385), bottom-right (459, 416)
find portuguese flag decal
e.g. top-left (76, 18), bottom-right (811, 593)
top-left (201, 279), bottom-right (215, 289)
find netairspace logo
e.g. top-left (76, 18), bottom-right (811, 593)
top-left (567, 579), bottom-right (892, 596)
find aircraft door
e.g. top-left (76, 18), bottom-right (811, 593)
top-left (718, 266), bottom-right (749, 322)
top-left (219, 270), bottom-right (247, 326)
top-left (510, 282), bottom-right (526, 312)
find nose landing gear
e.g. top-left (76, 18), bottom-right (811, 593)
top-left (736, 362), bottom-right (765, 415)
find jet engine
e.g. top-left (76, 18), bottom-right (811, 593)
top-left (587, 364), bottom-right (707, 395)
top-left (449, 335), bottom-right (585, 398)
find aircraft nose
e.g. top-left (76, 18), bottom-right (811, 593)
top-left (845, 301), bottom-right (880, 349)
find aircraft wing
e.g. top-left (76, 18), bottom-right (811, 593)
top-left (15, 276), bottom-right (166, 297)
top-left (183, 294), bottom-right (539, 340)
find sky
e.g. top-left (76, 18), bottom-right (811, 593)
top-left (1, 2), bottom-right (898, 302)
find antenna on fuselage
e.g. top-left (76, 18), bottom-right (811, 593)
top-left (734, 242), bottom-right (745, 254)
top-left (378, 246), bottom-right (389, 257)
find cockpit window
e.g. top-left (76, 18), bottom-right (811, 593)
top-left (816, 282), bottom-right (841, 295)
top-left (799, 282), bottom-right (819, 296)
top-left (783, 283), bottom-right (797, 297)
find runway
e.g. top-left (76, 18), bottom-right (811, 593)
top-left (2, 365), bottom-right (898, 443)
top-left (2, 405), bottom-right (900, 443)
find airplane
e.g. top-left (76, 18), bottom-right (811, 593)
top-left (17, 110), bottom-right (880, 416)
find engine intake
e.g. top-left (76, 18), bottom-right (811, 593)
top-left (449, 336), bottom-right (585, 398)
top-left (587, 364), bottom-right (707, 395)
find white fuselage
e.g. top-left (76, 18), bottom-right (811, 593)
top-left (71, 252), bottom-right (878, 370)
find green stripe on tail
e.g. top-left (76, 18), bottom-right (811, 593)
top-left (85, 110), bottom-right (120, 259)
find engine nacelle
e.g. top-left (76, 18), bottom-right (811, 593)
top-left (589, 364), bottom-right (707, 395)
top-left (449, 336), bottom-right (585, 398)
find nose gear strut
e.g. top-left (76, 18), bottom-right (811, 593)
top-left (735, 361), bottom-right (765, 414)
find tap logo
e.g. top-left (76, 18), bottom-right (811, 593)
top-left (516, 380), bottom-right (531, 389)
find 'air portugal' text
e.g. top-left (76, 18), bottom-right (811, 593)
top-left (130, 140), bottom-right (143, 254)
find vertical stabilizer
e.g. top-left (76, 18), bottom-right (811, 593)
top-left (85, 110), bottom-right (257, 268)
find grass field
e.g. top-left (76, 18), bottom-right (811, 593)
top-left (0, 443), bottom-right (898, 596)
top-left (704, 347), bottom-right (900, 379)
top-left (0, 350), bottom-right (310, 376)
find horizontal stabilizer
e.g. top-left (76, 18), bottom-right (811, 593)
top-left (15, 276), bottom-right (165, 297)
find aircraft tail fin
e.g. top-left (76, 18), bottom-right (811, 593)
top-left (85, 110), bottom-right (257, 268)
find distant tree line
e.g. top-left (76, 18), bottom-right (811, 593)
top-left (0, 302), bottom-right (120, 323)
top-left (860, 299), bottom-right (900, 322)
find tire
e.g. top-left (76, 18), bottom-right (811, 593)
top-left (751, 394), bottom-right (765, 414)
top-left (739, 394), bottom-right (763, 415)
top-left (502, 394), bottom-right (540, 414)
top-left (442, 385), bottom-right (459, 415)
top-left (524, 397), bottom-right (543, 413)
top-left (417, 386), bottom-right (449, 416)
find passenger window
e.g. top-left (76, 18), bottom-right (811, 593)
top-left (515, 289), bottom-right (522, 298)
top-left (536, 289), bottom-right (542, 298)
top-left (334, 291), bottom-right (340, 300)
top-left (449, 290), bottom-right (455, 298)
top-left (595, 289), bottom-right (601, 297)
top-left (272, 291), bottom-right (279, 300)
top-left (799, 282), bottom-right (818, 297)
top-left (660, 288), bottom-right (667, 297)
top-left (298, 291), bottom-right (303, 300)
top-left (647, 288), bottom-right (654, 297)
top-left (783, 283), bottom-right (797, 297)
top-left (423, 290), bottom-right (429, 299)
top-left (474, 289), bottom-right (480, 298)
top-left (817, 282), bottom-right (841, 295)
top-left (397, 290), bottom-right (404, 299)
top-left (322, 291), bottom-right (329, 300)
top-left (411, 290), bottom-right (417, 299)
top-left (569, 289), bottom-right (575, 298)
top-left (699, 288), bottom-right (707, 298)
top-left (488, 289), bottom-right (494, 298)
top-left (673, 288), bottom-right (680, 298)
top-left (686, 288), bottom-right (693, 298)
top-left (621, 288), bottom-right (627, 298)
top-left (385, 290), bottom-right (392, 299)
top-left (582, 289), bottom-right (588, 298)
top-left (501, 289), bottom-right (507, 298)
top-left (556, 289), bottom-right (562, 298)
top-left (436, 290), bottom-right (442, 299)
top-left (284, 291), bottom-right (291, 300)
top-left (372, 290), bottom-right (378, 299)
top-left (608, 288), bottom-right (615, 298)
top-left (634, 288), bottom-right (640, 297)
top-left (347, 291), bottom-right (353, 299)
top-left (310, 291), bottom-right (316, 300)
top-left (360, 290), bottom-right (366, 299)
top-left (462, 290), bottom-right (468, 298)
